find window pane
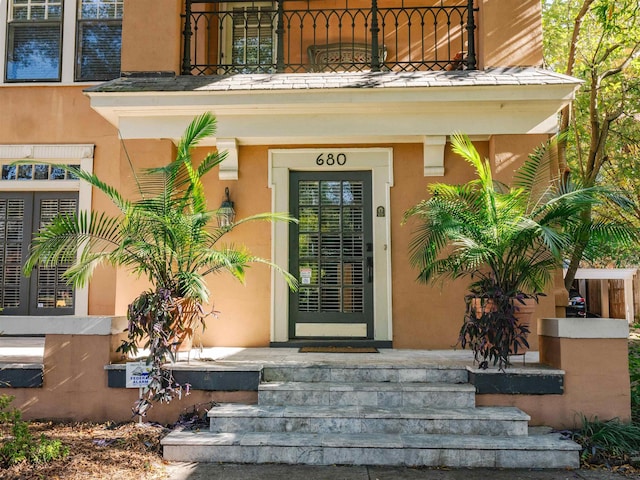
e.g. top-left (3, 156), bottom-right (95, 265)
top-left (34, 164), bottom-right (49, 179)
top-left (17, 165), bottom-right (33, 180)
top-left (76, 22), bottom-right (122, 81)
top-left (79, 0), bottom-right (123, 20)
top-left (6, 23), bottom-right (62, 81)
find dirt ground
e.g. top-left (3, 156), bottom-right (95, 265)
top-left (1, 327), bottom-right (639, 480)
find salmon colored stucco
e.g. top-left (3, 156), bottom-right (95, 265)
top-left (478, 336), bottom-right (632, 428)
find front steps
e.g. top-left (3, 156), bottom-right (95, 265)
top-left (162, 362), bottom-right (580, 468)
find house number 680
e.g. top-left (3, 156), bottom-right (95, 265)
top-left (316, 153), bottom-right (347, 166)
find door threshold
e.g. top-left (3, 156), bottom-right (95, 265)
top-left (270, 339), bottom-right (392, 348)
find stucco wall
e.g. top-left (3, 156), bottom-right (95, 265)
top-left (8, 335), bottom-right (255, 423)
top-left (478, 0), bottom-right (543, 68)
top-left (0, 86), bottom-right (121, 315)
top-left (479, 335), bottom-right (631, 428)
top-left (391, 138), bottom-right (553, 350)
top-left (121, 0), bottom-right (182, 73)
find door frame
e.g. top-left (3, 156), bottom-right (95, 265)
top-left (268, 148), bottom-right (393, 343)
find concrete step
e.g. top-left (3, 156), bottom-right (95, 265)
top-left (258, 381), bottom-right (476, 408)
top-left (207, 404), bottom-right (529, 436)
top-left (262, 365), bottom-right (468, 384)
top-left (162, 430), bottom-right (581, 468)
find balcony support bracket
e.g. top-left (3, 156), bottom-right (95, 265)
top-left (217, 138), bottom-right (239, 180)
top-left (423, 136), bottom-right (446, 177)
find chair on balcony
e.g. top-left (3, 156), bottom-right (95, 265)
top-left (307, 43), bottom-right (388, 72)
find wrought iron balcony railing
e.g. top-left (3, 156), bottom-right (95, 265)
top-left (181, 0), bottom-right (477, 75)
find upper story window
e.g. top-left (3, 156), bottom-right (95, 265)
top-left (76, 0), bottom-right (123, 81)
top-left (4, 0), bottom-right (123, 83)
top-left (6, 0), bottom-right (64, 81)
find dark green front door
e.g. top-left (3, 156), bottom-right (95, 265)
top-left (289, 171), bottom-right (373, 339)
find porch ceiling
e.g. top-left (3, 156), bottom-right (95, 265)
top-left (85, 68), bottom-right (581, 146)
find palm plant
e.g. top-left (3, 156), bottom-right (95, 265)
top-left (404, 133), bottom-right (598, 369)
top-left (24, 113), bottom-right (295, 415)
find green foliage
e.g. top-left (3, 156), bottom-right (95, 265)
top-left (0, 395), bottom-right (69, 467)
top-left (404, 133), bottom-right (593, 295)
top-left (404, 134), bottom-right (597, 368)
top-left (23, 113), bottom-right (296, 415)
top-left (542, 0), bottom-right (640, 273)
top-left (571, 416), bottom-right (640, 464)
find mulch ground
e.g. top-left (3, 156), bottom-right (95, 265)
top-left (0, 422), bottom-right (170, 480)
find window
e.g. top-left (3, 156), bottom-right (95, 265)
top-left (6, 0), bottom-right (64, 81)
top-left (76, 0), bottom-right (123, 81)
top-left (4, 0), bottom-right (123, 83)
top-left (0, 192), bottom-right (78, 315)
top-left (227, 3), bottom-right (274, 73)
top-left (0, 144), bottom-right (94, 316)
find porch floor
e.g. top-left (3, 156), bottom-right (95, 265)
top-left (0, 336), bottom-right (549, 373)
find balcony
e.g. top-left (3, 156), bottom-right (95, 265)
top-left (181, 0), bottom-right (478, 75)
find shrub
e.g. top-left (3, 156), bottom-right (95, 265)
top-left (0, 395), bottom-right (69, 467)
top-left (570, 416), bottom-right (640, 466)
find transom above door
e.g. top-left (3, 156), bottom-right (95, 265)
top-left (289, 171), bottom-right (373, 339)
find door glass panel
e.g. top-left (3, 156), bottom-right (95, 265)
top-left (295, 178), bottom-right (366, 315)
top-left (342, 181), bottom-right (363, 205)
top-left (299, 207), bottom-right (318, 231)
top-left (321, 181), bottom-right (341, 205)
top-left (320, 207), bottom-right (340, 231)
top-left (298, 288), bottom-right (319, 312)
top-left (298, 181), bottom-right (319, 205)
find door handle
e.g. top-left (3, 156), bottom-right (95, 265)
top-left (367, 256), bottom-right (374, 283)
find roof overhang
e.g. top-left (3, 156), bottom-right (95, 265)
top-left (85, 68), bottom-right (581, 178)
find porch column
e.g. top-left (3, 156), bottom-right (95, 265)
top-left (538, 317), bottom-right (631, 424)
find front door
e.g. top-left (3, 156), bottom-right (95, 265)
top-left (289, 171), bottom-right (373, 339)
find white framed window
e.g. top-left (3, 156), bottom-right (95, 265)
top-left (6, 0), bottom-right (64, 82)
top-left (222, 2), bottom-right (275, 73)
top-left (0, 144), bottom-right (94, 316)
top-left (2, 0), bottom-right (123, 84)
top-left (75, 0), bottom-right (123, 81)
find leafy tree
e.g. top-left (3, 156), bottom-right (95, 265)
top-left (542, 0), bottom-right (640, 287)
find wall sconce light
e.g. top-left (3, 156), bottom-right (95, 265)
top-left (217, 187), bottom-right (236, 227)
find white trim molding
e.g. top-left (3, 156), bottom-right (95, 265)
top-left (268, 148), bottom-right (394, 343)
top-left (0, 144), bottom-right (94, 316)
top-left (539, 317), bottom-right (629, 339)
